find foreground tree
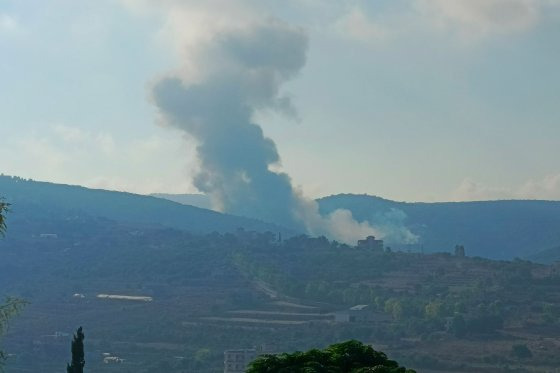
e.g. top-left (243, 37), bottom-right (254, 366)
top-left (0, 198), bottom-right (8, 237)
top-left (0, 298), bottom-right (27, 371)
top-left (0, 199), bottom-right (27, 372)
top-left (247, 340), bottom-right (416, 373)
top-left (67, 327), bottom-right (85, 373)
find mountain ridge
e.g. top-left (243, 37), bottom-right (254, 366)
top-left (0, 175), bottom-right (288, 235)
top-left (318, 193), bottom-right (560, 260)
top-left (3, 176), bottom-right (560, 260)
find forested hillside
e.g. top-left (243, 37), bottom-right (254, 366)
top-left (0, 175), bottom-right (286, 235)
top-left (2, 204), bottom-right (560, 372)
top-left (318, 194), bottom-right (560, 260)
top-left (7, 175), bottom-right (559, 261)
top-left (529, 245), bottom-right (560, 264)
top-left (153, 191), bottom-right (560, 260)
top-left (151, 193), bottom-right (212, 210)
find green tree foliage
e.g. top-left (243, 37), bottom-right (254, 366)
top-left (510, 344), bottom-right (532, 359)
top-left (0, 298), bottom-right (27, 371)
top-left (0, 200), bottom-right (26, 372)
top-left (424, 300), bottom-right (445, 319)
top-left (67, 327), bottom-right (85, 373)
top-left (247, 340), bottom-right (416, 373)
top-left (447, 314), bottom-right (467, 338)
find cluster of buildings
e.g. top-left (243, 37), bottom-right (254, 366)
top-left (102, 353), bottom-right (125, 364)
top-left (223, 305), bottom-right (392, 372)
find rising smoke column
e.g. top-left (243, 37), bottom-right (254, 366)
top-left (151, 20), bottom-right (401, 243)
top-left (152, 21), bottom-right (307, 230)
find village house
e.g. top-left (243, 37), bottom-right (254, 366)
top-left (357, 236), bottom-right (384, 252)
top-left (334, 305), bottom-right (391, 323)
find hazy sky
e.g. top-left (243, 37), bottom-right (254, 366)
top-left (1, 0), bottom-right (559, 202)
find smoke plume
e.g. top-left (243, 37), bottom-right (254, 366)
top-left (151, 20), bottom-right (389, 243)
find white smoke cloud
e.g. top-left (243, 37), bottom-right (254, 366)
top-left (334, 6), bottom-right (387, 43)
top-left (118, 1), bottom-right (423, 244)
top-left (371, 208), bottom-right (419, 244)
top-left (518, 174), bottom-right (560, 199)
top-left (328, 0), bottom-right (560, 46)
top-left (0, 14), bottom-right (19, 34)
top-left (452, 175), bottom-right (560, 201)
top-left (416, 0), bottom-right (559, 39)
top-left (0, 125), bottom-right (195, 195)
top-left (142, 6), bottom-right (384, 243)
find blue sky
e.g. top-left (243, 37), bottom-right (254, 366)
top-left (1, 0), bottom-right (559, 202)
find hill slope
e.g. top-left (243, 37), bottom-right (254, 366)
top-left (528, 245), bottom-right (560, 264)
top-left (3, 215), bottom-right (560, 372)
top-left (151, 193), bottom-right (212, 210)
top-left (0, 175), bottom-right (286, 235)
top-left (318, 194), bottom-right (560, 260)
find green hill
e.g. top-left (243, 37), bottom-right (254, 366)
top-left (528, 245), bottom-right (560, 264)
top-left (318, 194), bottom-right (560, 260)
top-left (0, 175), bottom-right (286, 235)
top-left (151, 193), bottom-right (212, 210)
top-left (4, 176), bottom-right (560, 260)
top-left (3, 213), bottom-right (560, 372)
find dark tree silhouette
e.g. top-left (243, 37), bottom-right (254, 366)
top-left (247, 340), bottom-right (416, 373)
top-left (67, 327), bottom-right (85, 373)
top-left (0, 199), bottom-right (9, 237)
top-left (0, 297), bottom-right (27, 372)
top-left (0, 199), bottom-right (27, 372)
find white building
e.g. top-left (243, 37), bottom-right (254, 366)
top-left (39, 233), bottom-right (58, 239)
top-left (334, 305), bottom-right (390, 323)
top-left (103, 356), bottom-right (125, 364)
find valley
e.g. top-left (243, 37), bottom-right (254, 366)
top-left (2, 177), bottom-right (560, 372)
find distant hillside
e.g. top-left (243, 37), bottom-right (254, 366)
top-left (528, 245), bottom-right (560, 264)
top-left (3, 213), bottom-right (560, 372)
top-left (151, 193), bottom-right (212, 210)
top-left (6, 178), bottom-right (560, 260)
top-left (0, 175), bottom-right (287, 235)
top-left (318, 194), bottom-right (560, 260)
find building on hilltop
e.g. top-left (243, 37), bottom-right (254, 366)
top-left (357, 236), bottom-right (384, 252)
top-left (454, 245), bottom-right (465, 257)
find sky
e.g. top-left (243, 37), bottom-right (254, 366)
top-left (1, 0), bottom-right (560, 203)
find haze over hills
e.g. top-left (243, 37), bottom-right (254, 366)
top-left (528, 245), bottom-right (560, 264)
top-left (4, 175), bottom-right (560, 261)
top-left (3, 188), bottom-right (560, 372)
top-left (151, 193), bottom-right (212, 210)
top-left (318, 194), bottom-right (560, 261)
top-left (4, 175), bottom-right (560, 371)
top-left (0, 175), bottom-right (287, 236)
top-left (152, 192), bottom-right (560, 261)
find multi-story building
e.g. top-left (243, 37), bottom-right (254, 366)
top-left (357, 236), bottom-right (384, 252)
